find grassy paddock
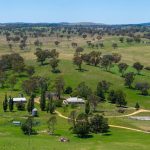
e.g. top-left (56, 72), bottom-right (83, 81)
top-left (0, 34), bottom-right (150, 150)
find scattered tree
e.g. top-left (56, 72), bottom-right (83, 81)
top-left (50, 58), bottom-right (59, 72)
top-left (47, 116), bottom-right (57, 135)
top-left (21, 116), bottom-right (34, 135)
top-left (8, 75), bottom-right (17, 90)
top-left (27, 94), bottom-right (35, 113)
top-left (135, 102), bottom-right (140, 110)
top-left (26, 66), bottom-right (35, 76)
top-left (9, 96), bottom-right (14, 112)
top-left (40, 88), bottom-right (46, 111)
top-left (3, 94), bottom-right (8, 112)
top-left (135, 82), bottom-right (150, 96)
top-left (90, 114), bottom-right (109, 133)
top-left (73, 54), bottom-right (83, 71)
top-left (54, 76), bottom-right (65, 99)
top-left (85, 100), bottom-right (90, 115)
top-left (133, 62), bottom-right (144, 74)
top-left (96, 82), bottom-right (105, 101)
top-left (73, 113), bottom-right (89, 138)
top-left (124, 72), bottom-right (135, 88)
top-left (64, 86), bottom-right (73, 94)
top-left (88, 94), bottom-right (99, 112)
top-left (118, 63), bottom-right (128, 77)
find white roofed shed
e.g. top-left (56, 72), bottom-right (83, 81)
top-left (13, 97), bottom-right (27, 103)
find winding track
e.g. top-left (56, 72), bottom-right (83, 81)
top-left (35, 98), bottom-right (150, 134)
top-left (107, 109), bottom-right (150, 118)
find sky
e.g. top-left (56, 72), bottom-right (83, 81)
top-left (0, 0), bottom-right (150, 24)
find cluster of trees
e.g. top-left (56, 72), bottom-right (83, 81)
top-left (35, 48), bottom-right (60, 72)
top-left (120, 63), bottom-right (149, 96)
top-left (0, 53), bottom-right (25, 72)
top-left (1, 23), bottom-right (149, 40)
top-left (21, 116), bottom-right (36, 135)
top-left (119, 36), bottom-right (141, 44)
top-left (2, 94), bottom-right (36, 112)
top-left (135, 82), bottom-right (150, 96)
top-left (20, 112), bottom-right (58, 136)
top-left (0, 53), bottom-right (26, 89)
top-left (34, 39), bottom-right (43, 47)
top-left (21, 115), bottom-right (57, 136)
top-left (118, 61), bottom-right (150, 96)
top-left (73, 49), bottom-right (149, 96)
top-left (71, 81), bottom-right (127, 111)
top-left (108, 90), bottom-right (127, 107)
top-left (87, 41), bottom-right (104, 49)
top-left (22, 77), bottom-right (40, 95)
top-left (39, 76), bottom-right (65, 112)
top-left (82, 51), bottom-right (102, 66)
top-left (69, 112), bottom-right (109, 137)
top-left (0, 53), bottom-right (37, 90)
top-left (73, 49), bottom-right (121, 72)
top-left (3, 94), bottom-right (14, 112)
top-left (100, 53), bottom-right (121, 71)
top-left (5, 33), bottom-right (28, 50)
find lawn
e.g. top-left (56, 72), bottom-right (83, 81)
top-left (0, 116), bottom-right (150, 150)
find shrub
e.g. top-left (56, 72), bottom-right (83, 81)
top-left (145, 66), bottom-right (150, 71)
top-left (16, 102), bottom-right (26, 111)
top-left (21, 117), bottom-right (35, 135)
top-left (118, 108), bottom-right (125, 113)
top-left (55, 100), bottom-right (63, 107)
top-left (64, 86), bottom-right (73, 94)
top-left (90, 114), bottom-right (109, 133)
top-left (135, 102), bottom-right (140, 110)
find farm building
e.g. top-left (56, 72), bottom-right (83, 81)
top-left (13, 97), bottom-right (27, 103)
top-left (32, 108), bottom-right (38, 117)
top-left (12, 121), bottom-right (21, 126)
top-left (45, 92), bottom-right (58, 100)
top-left (63, 97), bottom-right (85, 104)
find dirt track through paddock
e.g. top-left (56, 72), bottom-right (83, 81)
top-left (35, 98), bottom-right (150, 134)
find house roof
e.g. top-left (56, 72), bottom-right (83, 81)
top-left (65, 97), bottom-right (85, 103)
top-left (13, 97), bottom-right (27, 102)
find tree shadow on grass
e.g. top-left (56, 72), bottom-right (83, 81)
top-left (102, 132), bottom-right (112, 136)
top-left (75, 68), bottom-right (88, 72)
top-left (32, 132), bottom-right (38, 135)
top-left (75, 134), bottom-right (93, 139)
top-left (18, 74), bottom-right (28, 78)
top-left (137, 73), bottom-right (146, 77)
top-left (42, 62), bottom-right (49, 66)
top-left (52, 69), bottom-right (61, 74)
top-left (93, 110), bottom-right (105, 113)
top-left (116, 105), bottom-right (128, 108)
top-left (12, 88), bottom-right (19, 92)
top-left (50, 133), bottom-right (61, 137)
top-left (137, 92), bottom-right (150, 97)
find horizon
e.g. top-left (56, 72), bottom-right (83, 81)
top-left (0, 0), bottom-right (150, 24)
top-left (0, 21), bottom-right (150, 25)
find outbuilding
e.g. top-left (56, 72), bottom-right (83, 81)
top-left (12, 121), bottom-right (21, 126)
top-left (13, 97), bottom-right (27, 103)
top-left (32, 108), bottom-right (38, 117)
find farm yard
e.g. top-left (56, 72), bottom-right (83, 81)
top-left (0, 23), bottom-right (150, 150)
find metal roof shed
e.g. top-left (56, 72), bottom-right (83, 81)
top-left (13, 97), bottom-right (27, 103)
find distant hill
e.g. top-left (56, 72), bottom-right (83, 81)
top-left (0, 22), bottom-right (150, 27)
top-left (139, 22), bottom-right (150, 26)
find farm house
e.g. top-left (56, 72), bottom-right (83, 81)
top-left (63, 97), bottom-right (85, 104)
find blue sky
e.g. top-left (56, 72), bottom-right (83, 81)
top-left (0, 0), bottom-right (150, 24)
